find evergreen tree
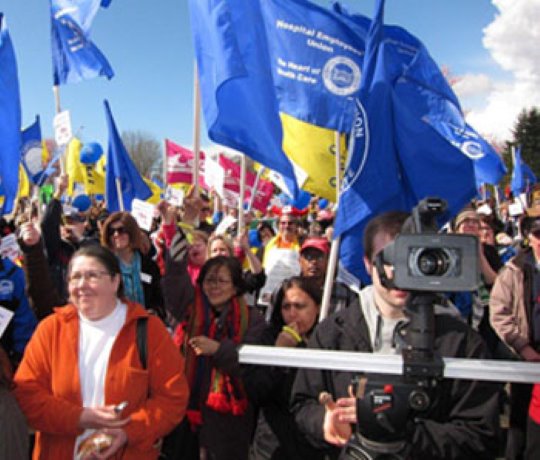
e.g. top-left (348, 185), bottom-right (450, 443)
top-left (504, 108), bottom-right (540, 179)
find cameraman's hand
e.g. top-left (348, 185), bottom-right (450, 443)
top-left (320, 392), bottom-right (354, 446)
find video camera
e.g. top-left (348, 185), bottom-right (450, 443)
top-left (342, 198), bottom-right (480, 460)
top-left (376, 197), bottom-right (480, 292)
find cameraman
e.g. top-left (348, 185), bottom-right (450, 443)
top-left (291, 211), bottom-right (501, 459)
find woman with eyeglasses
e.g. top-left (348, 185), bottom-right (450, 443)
top-left (101, 212), bottom-right (166, 321)
top-left (247, 276), bottom-right (325, 460)
top-left (13, 245), bottom-right (189, 459)
top-left (207, 233), bottom-right (266, 302)
top-left (163, 224), bottom-right (266, 460)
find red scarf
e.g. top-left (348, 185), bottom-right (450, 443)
top-left (174, 289), bottom-right (249, 424)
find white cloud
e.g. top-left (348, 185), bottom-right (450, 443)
top-left (464, 0), bottom-right (540, 141)
top-left (453, 73), bottom-right (492, 99)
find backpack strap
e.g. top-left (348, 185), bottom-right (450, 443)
top-left (136, 317), bottom-right (148, 370)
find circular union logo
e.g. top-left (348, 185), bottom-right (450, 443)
top-left (322, 56), bottom-right (361, 96)
top-left (460, 141), bottom-right (484, 160)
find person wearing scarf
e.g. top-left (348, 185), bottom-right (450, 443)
top-left (164, 245), bottom-right (265, 460)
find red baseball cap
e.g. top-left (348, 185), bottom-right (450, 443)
top-left (300, 237), bottom-right (330, 255)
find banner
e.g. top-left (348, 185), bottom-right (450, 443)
top-left (165, 139), bottom-right (208, 189)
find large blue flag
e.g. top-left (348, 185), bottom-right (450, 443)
top-left (0, 15), bottom-right (21, 214)
top-left (104, 100), bottom-right (151, 211)
top-left (511, 146), bottom-right (537, 195)
top-left (189, 0), bottom-right (378, 198)
top-left (50, 0), bottom-right (114, 85)
top-left (335, 0), bottom-right (484, 285)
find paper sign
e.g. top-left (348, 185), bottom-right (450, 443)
top-left (131, 199), bottom-right (155, 232)
top-left (0, 306), bottom-right (14, 340)
top-left (53, 110), bottom-right (73, 146)
top-left (258, 248), bottom-right (300, 306)
top-left (165, 187), bottom-right (184, 207)
top-left (215, 214), bottom-right (237, 235)
top-left (0, 234), bottom-right (21, 262)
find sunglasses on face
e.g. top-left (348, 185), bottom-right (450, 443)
top-left (108, 226), bottom-right (128, 237)
top-left (279, 221), bottom-right (296, 227)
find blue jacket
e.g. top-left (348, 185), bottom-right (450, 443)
top-left (0, 257), bottom-right (37, 362)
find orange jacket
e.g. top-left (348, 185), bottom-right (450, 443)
top-left (14, 301), bottom-right (189, 460)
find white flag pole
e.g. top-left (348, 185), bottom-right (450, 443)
top-left (192, 63), bottom-right (201, 197)
top-left (115, 178), bottom-right (125, 211)
top-left (320, 132), bottom-right (342, 321)
top-left (163, 139), bottom-right (168, 190)
top-left (52, 85), bottom-right (66, 175)
top-left (238, 154), bottom-right (246, 235)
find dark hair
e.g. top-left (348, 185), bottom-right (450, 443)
top-left (270, 276), bottom-right (322, 330)
top-left (257, 221), bottom-right (275, 240)
top-left (197, 255), bottom-right (247, 296)
top-left (100, 212), bottom-right (142, 251)
top-left (363, 211), bottom-right (409, 261)
top-left (68, 245), bottom-right (124, 297)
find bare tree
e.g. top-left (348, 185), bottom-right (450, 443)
top-left (121, 130), bottom-right (162, 177)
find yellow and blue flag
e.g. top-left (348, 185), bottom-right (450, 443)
top-left (50, 0), bottom-right (114, 85)
top-left (0, 15), bottom-right (22, 214)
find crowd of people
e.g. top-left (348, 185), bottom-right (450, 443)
top-left (1, 173), bottom-right (540, 459)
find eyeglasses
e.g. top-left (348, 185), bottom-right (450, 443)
top-left (203, 276), bottom-right (232, 286)
top-left (279, 221), bottom-right (296, 227)
top-left (301, 251), bottom-right (326, 262)
top-left (108, 226), bottom-right (128, 237)
top-left (68, 270), bottom-right (111, 284)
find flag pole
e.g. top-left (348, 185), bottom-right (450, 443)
top-left (163, 139), bottom-right (168, 190)
top-left (320, 132), bottom-right (342, 321)
top-left (192, 63), bottom-right (201, 198)
top-left (115, 178), bottom-right (125, 211)
top-left (238, 154), bottom-right (246, 234)
top-left (52, 85), bottom-right (66, 175)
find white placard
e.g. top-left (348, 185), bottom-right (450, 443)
top-left (0, 234), bottom-right (21, 262)
top-left (131, 199), bottom-right (155, 232)
top-left (258, 248), bottom-right (300, 305)
top-left (205, 155), bottom-right (225, 196)
top-left (53, 110), bottom-right (73, 146)
top-left (509, 200), bottom-right (524, 217)
top-left (215, 214), bottom-right (237, 235)
top-left (0, 306), bottom-right (14, 340)
top-left (165, 187), bottom-right (184, 207)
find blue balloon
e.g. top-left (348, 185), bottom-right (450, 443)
top-left (80, 142), bottom-right (103, 164)
top-left (72, 194), bottom-right (92, 212)
top-left (248, 228), bottom-right (262, 248)
top-left (292, 190), bottom-right (311, 210)
top-left (318, 198), bottom-right (329, 210)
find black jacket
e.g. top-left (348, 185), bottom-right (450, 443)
top-left (291, 294), bottom-right (501, 459)
top-left (245, 295), bottom-right (326, 460)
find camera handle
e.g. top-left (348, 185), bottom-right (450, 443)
top-left (401, 293), bottom-right (444, 382)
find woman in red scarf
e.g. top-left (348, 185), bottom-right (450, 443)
top-left (163, 232), bottom-right (265, 460)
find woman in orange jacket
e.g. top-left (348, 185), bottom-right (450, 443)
top-left (14, 244), bottom-right (189, 459)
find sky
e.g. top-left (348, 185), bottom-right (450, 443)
top-left (3, 0), bottom-right (539, 158)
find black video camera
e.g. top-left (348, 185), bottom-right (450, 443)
top-left (376, 197), bottom-right (480, 292)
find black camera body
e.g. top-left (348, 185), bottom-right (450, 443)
top-left (380, 197), bottom-right (480, 293)
top-left (343, 198), bottom-right (478, 460)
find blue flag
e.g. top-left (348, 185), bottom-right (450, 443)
top-left (0, 15), bottom-right (22, 214)
top-left (511, 146), bottom-right (537, 195)
top-left (104, 100), bottom-right (151, 211)
top-left (21, 115), bottom-right (47, 185)
top-left (50, 0), bottom-right (114, 85)
top-left (335, 0), bottom-right (483, 285)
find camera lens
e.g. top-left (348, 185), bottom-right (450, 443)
top-left (416, 248), bottom-right (450, 276)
